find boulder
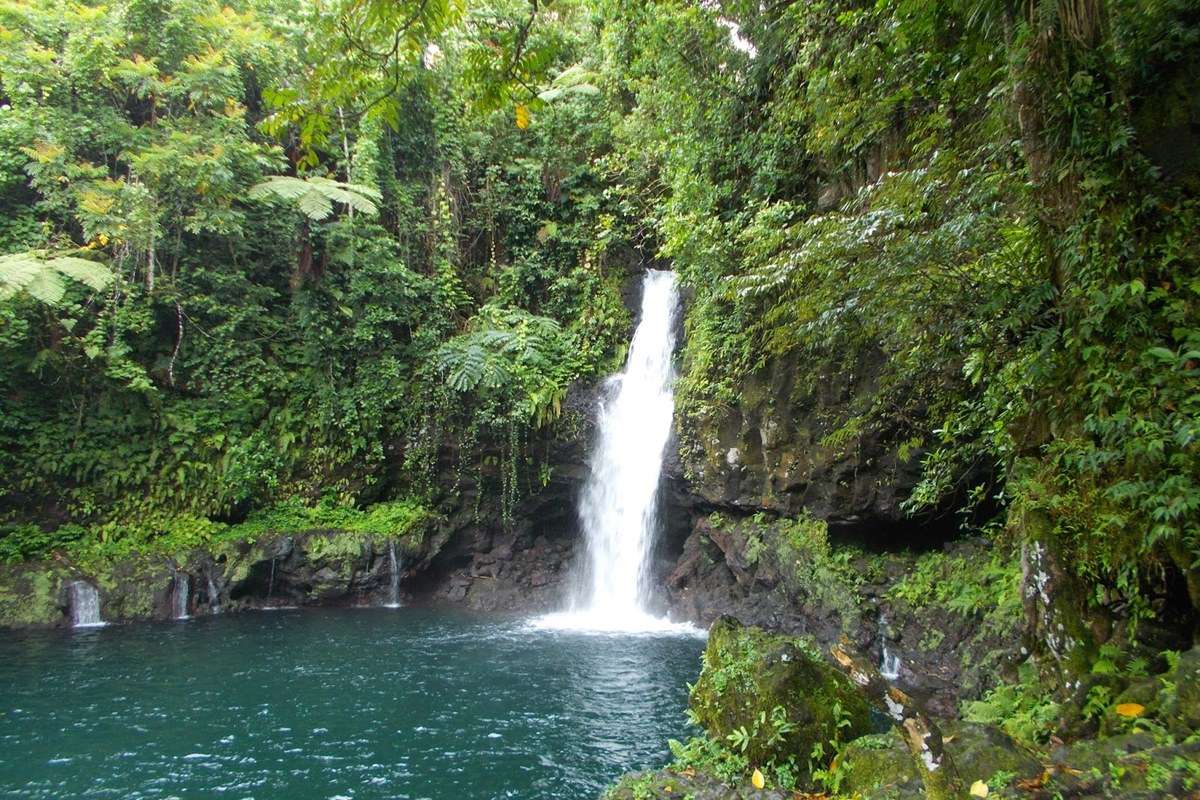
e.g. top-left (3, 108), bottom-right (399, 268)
top-left (603, 769), bottom-right (790, 800)
top-left (689, 617), bottom-right (871, 768)
top-left (836, 721), bottom-right (1041, 800)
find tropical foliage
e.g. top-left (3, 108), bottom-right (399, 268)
top-left (0, 0), bottom-right (1196, 682)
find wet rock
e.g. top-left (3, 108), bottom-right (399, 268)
top-left (673, 345), bottom-right (946, 532)
top-left (665, 517), bottom-right (1022, 718)
top-left (689, 617), bottom-right (871, 768)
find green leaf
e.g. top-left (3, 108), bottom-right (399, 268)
top-left (1146, 347), bottom-right (1176, 363)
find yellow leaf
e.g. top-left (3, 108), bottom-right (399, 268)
top-left (751, 768), bottom-right (764, 789)
top-left (1115, 702), bottom-right (1145, 718)
top-left (970, 779), bottom-right (989, 797)
top-left (515, 103), bottom-right (530, 129)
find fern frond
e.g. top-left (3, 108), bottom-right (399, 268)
top-left (0, 253), bottom-right (113, 305)
top-left (249, 175), bottom-right (380, 221)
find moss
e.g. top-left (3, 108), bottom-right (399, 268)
top-left (1, 498), bottom-right (431, 575)
top-left (944, 721), bottom-right (1041, 787)
top-left (605, 767), bottom-right (791, 799)
top-left (689, 617), bottom-right (871, 770)
top-left (835, 730), bottom-right (919, 796)
top-left (0, 564), bottom-right (67, 626)
top-left (706, 512), bottom-right (865, 633)
top-left (302, 530), bottom-right (370, 563)
top-left (836, 723), bottom-right (1039, 799)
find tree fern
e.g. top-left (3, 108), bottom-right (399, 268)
top-left (0, 253), bottom-right (113, 305)
top-left (248, 176), bottom-right (382, 221)
top-left (433, 306), bottom-right (578, 426)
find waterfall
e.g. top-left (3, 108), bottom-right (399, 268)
top-left (69, 581), bottom-right (104, 628)
top-left (172, 571), bottom-right (190, 620)
top-left (878, 613), bottom-right (902, 680)
top-left (384, 540), bottom-right (402, 608)
top-left (535, 270), bottom-right (696, 635)
top-left (207, 575), bottom-right (222, 614)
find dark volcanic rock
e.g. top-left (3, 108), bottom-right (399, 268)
top-left (662, 518), bottom-right (1021, 717)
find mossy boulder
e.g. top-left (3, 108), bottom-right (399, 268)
top-left (96, 555), bottom-right (175, 620)
top-left (604, 769), bottom-right (790, 800)
top-left (689, 616), bottom-right (871, 767)
top-left (836, 722), bottom-right (1040, 799)
top-left (947, 721), bottom-right (1042, 785)
top-left (0, 563), bottom-right (71, 627)
top-left (835, 730), bottom-right (920, 797)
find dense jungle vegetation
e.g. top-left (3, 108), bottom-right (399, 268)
top-left (1, 0), bottom-right (1198, 788)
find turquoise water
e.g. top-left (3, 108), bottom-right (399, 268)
top-left (0, 609), bottom-right (704, 799)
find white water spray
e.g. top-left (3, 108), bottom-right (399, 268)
top-left (536, 271), bottom-right (697, 635)
top-left (879, 613), bottom-right (902, 680)
top-left (172, 572), bottom-right (190, 620)
top-left (207, 575), bottom-right (222, 614)
top-left (69, 581), bottom-right (104, 628)
top-left (384, 540), bottom-right (402, 608)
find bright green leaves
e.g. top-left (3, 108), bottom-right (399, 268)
top-left (248, 176), bottom-right (382, 221)
top-left (0, 252), bottom-right (113, 305)
top-left (260, 0), bottom-right (463, 161)
top-left (434, 305), bottom-right (576, 427)
top-left (535, 63), bottom-right (601, 103)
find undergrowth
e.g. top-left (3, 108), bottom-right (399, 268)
top-left (0, 497), bottom-right (431, 568)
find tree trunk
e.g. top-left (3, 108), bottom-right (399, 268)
top-left (831, 640), bottom-right (965, 800)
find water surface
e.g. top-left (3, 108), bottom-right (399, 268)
top-left (0, 608), bottom-right (703, 799)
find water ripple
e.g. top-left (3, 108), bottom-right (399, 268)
top-left (0, 608), bottom-right (703, 800)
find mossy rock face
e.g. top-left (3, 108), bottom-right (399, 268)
top-left (0, 563), bottom-right (71, 627)
top-left (100, 555), bottom-right (174, 620)
top-left (689, 616), bottom-right (871, 767)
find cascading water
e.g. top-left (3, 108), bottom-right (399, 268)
top-left (69, 581), bottom-right (104, 628)
top-left (172, 572), bottom-right (190, 620)
top-left (207, 575), bottom-right (222, 614)
top-left (536, 270), bottom-right (696, 635)
top-left (878, 613), bottom-right (902, 680)
top-left (384, 540), bottom-right (402, 608)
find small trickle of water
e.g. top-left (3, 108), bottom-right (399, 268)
top-left (878, 613), bottom-right (902, 680)
top-left (384, 540), bottom-right (402, 609)
top-left (172, 572), bottom-right (190, 620)
top-left (69, 581), bottom-right (104, 628)
top-left (207, 575), bottom-right (221, 614)
top-left (536, 271), bottom-right (698, 636)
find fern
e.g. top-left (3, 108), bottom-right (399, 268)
top-left (433, 305), bottom-right (577, 426)
top-left (0, 252), bottom-right (113, 305)
top-left (247, 175), bottom-right (382, 220)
